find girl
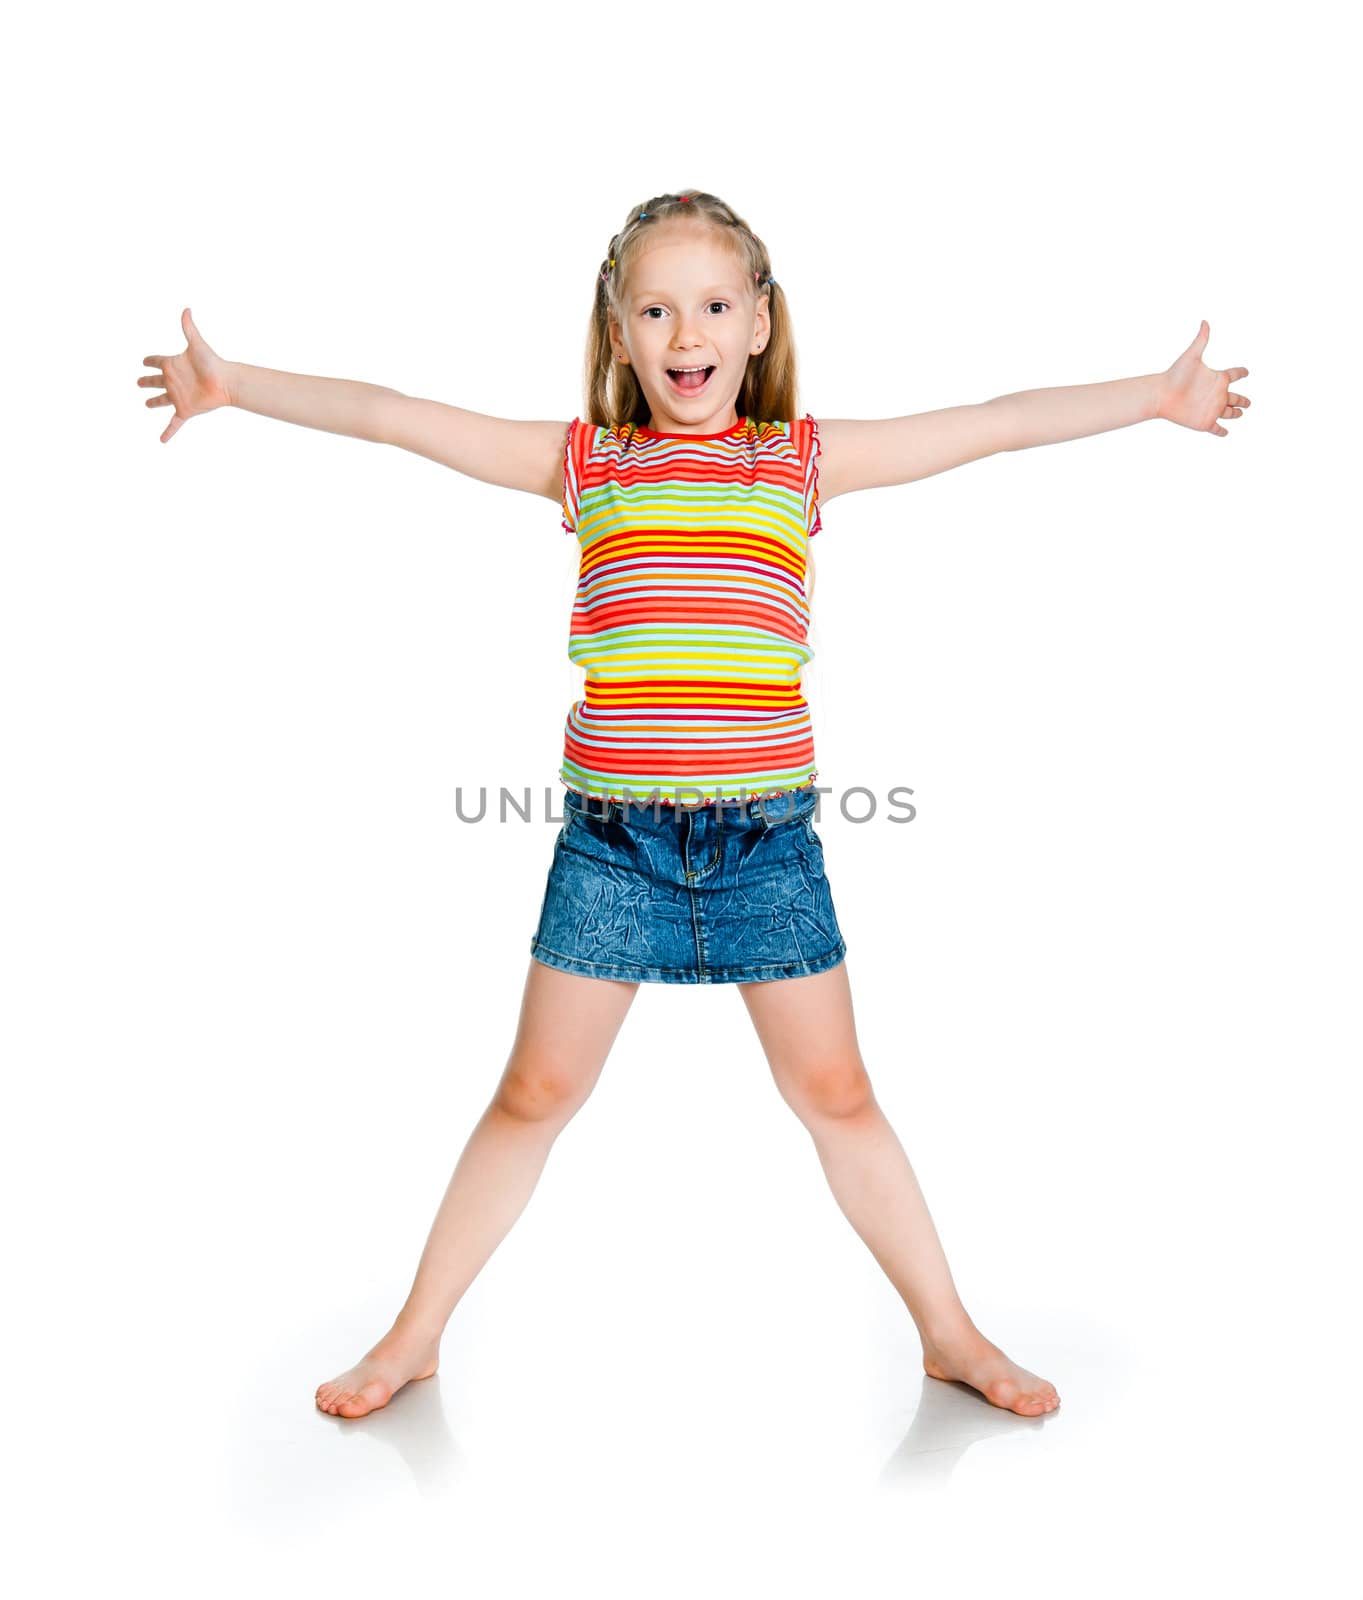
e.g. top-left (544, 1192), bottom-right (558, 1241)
top-left (139, 189), bottom-right (1249, 1424)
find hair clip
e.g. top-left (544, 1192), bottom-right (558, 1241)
top-left (678, 195), bottom-right (691, 203)
top-left (639, 210), bottom-right (649, 218)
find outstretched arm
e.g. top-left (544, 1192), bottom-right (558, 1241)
top-left (140, 308), bottom-right (569, 500)
top-left (815, 321), bottom-right (1251, 504)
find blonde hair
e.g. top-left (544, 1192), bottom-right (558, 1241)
top-left (582, 189), bottom-right (801, 429)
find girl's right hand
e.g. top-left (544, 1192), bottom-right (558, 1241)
top-left (138, 308), bottom-right (233, 444)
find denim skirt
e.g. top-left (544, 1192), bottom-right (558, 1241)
top-left (529, 784), bottom-right (848, 985)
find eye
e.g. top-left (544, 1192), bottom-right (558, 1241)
top-left (640, 301), bottom-right (731, 319)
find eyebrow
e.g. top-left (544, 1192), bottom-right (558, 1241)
top-left (630, 284), bottom-right (743, 304)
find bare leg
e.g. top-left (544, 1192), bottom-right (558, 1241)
top-left (739, 961), bottom-right (1060, 1417)
top-left (316, 958), bottom-right (639, 1418)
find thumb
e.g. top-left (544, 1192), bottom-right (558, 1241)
top-left (182, 306), bottom-right (201, 347)
top-left (1190, 318), bottom-right (1210, 359)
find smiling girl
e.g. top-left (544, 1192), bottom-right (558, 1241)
top-left (140, 188), bottom-right (1249, 1423)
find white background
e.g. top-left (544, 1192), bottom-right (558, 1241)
top-left (3, 1), bottom-right (1358, 1593)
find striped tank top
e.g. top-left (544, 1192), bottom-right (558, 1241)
top-left (558, 413), bottom-right (824, 806)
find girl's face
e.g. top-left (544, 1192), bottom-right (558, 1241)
top-left (608, 224), bottom-right (770, 433)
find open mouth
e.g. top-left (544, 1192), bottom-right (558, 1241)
top-left (665, 365), bottom-right (715, 394)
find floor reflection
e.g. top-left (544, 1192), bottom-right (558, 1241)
top-left (313, 1372), bottom-right (463, 1499)
top-left (879, 1372), bottom-right (1053, 1487)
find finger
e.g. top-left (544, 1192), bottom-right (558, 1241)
top-left (1223, 366), bottom-right (1248, 381)
top-left (145, 394), bottom-right (172, 408)
top-left (161, 413), bottom-right (185, 444)
top-left (1220, 406), bottom-right (1242, 418)
top-left (1227, 392), bottom-right (1250, 407)
top-left (1211, 422), bottom-right (1227, 436)
top-left (143, 356), bottom-right (165, 369)
top-left (137, 374), bottom-right (164, 389)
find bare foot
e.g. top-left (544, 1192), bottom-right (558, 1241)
top-left (921, 1323), bottom-right (1060, 1417)
top-left (315, 1327), bottom-right (441, 1419)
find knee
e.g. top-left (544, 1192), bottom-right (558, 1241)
top-left (780, 1058), bottom-right (875, 1121)
top-left (494, 1055), bottom-right (591, 1123)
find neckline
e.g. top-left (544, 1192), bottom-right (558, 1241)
top-left (632, 415), bottom-right (749, 441)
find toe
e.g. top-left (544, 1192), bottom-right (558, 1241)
top-left (338, 1380), bottom-right (390, 1418)
top-left (1000, 1381), bottom-right (1047, 1414)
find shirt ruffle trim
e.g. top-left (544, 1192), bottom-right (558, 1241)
top-left (562, 775), bottom-right (820, 808)
top-left (804, 412), bottom-right (823, 539)
top-left (560, 417), bottom-right (578, 537)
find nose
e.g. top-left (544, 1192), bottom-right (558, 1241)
top-left (670, 312), bottom-right (706, 350)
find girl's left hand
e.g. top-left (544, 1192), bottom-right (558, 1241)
top-left (1157, 321), bottom-right (1251, 436)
